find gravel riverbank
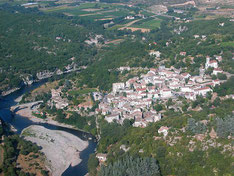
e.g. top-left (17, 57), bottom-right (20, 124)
top-left (21, 125), bottom-right (88, 176)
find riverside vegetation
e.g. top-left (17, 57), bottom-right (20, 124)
top-left (0, 123), bottom-right (49, 175)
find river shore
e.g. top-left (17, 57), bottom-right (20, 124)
top-left (22, 125), bottom-right (88, 176)
top-left (13, 106), bottom-right (79, 131)
top-left (0, 75), bottom-right (97, 176)
top-left (1, 87), bottom-right (21, 97)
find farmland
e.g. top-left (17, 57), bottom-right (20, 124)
top-left (0, 0), bottom-right (162, 31)
top-left (130, 18), bottom-right (161, 29)
top-left (40, 2), bottom-right (161, 31)
top-left (41, 2), bottom-right (135, 20)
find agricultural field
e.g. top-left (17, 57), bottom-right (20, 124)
top-left (115, 17), bottom-right (161, 32)
top-left (110, 17), bottom-right (161, 32)
top-left (108, 24), bottom-right (125, 30)
top-left (0, 0), bottom-right (160, 31)
top-left (39, 1), bottom-right (159, 29)
top-left (130, 18), bottom-right (161, 29)
top-left (41, 2), bottom-right (136, 21)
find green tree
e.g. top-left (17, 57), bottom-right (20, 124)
top-left (88, 154), bottom-right (99, 176)
top-left (217, 73), bottom-right (227, 80)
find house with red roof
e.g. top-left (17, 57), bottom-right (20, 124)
top-left (212, 79), bottom-right (220, 86)
top-left (185, 92), bottom-right (196, 100)
top-left (212, 68), bottom-right (223, 75)
top-left (180, 51), bottom-right (186, 56)
top-left (160, 88), bottom-right (173, 98)
top-left (158, 126), bottom-right (169, 136)
top-left (181, 72), bottom-right (191, 79)
top-left (195, 87), bottom-right (212, 96)
top-left (205, 57), bottom-right (218, 69)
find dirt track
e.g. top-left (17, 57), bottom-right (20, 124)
top-left (119, 27), bottom-right (150, 33)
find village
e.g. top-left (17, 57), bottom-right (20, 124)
top-left (96, 54), bottom-right (225, 128)
top-left (11, 48), bottom-right (232, 167)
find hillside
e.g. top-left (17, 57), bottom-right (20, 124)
top-left (97, 99), bottom-right (234, 176)
top-left (0, 4), bottom-right (97, 93)
top-left (130, 0), bottom-right (234, 6)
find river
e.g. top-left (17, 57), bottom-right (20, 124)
top-left (0, 81), bottom-right (97, 176)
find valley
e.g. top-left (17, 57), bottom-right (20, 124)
top-left (0, 0), bottom-right (233, 176)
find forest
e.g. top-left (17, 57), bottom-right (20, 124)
top-left (1, 3), bottom-right (233, 93)
top-left (99, 156), bottom-right (161, 176)
top-left (75, 17), bottom-right (234, 92)
top-left (78, 41), bottom-right (151, 90)
top-left (0, 4), bottom-right (97, 91)
top-left (150, 18), bottom-right (234, 75)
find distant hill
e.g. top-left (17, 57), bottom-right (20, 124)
top-left (106, 0), bottom-right (234, 7)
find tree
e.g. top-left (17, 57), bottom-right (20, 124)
top-left (166, 98), bottom-right (173, 107)
top-left (41, 170), bottom-right (49, 176)
top-left (98, 156), bottom-right (161, 176)
top-left (217, 73), bottom-right (227, 80)
top-left (211, 74), bottom-right (217, 80)
top-left (214, 76), bottom-right (234, 96)
top-left (88, 154), bottom-right (99, 176)
top-left (154, 104), bottom-right (163, 112)
top-left (206, 92), bottom-right (212, 100)
top-left (156, 146), bottom-right (166, 159)
top-left (213, 97), bottom-right (221, 106)
top-left (186, 118), bottom-right (207, 134)
top-left (182, 103), bottom-right (189, 112)
top-left (216, 115), bottom-right (234, 138)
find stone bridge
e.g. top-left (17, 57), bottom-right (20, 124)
top-left (10, 101), bottom-right (43, 112)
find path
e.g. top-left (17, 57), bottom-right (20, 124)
top-left (95, 115), bottom-right (101, 141)
top-left (118, 19), bottom-right (151, 32)
top-left (124, 19), bottom-right (141, 27)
